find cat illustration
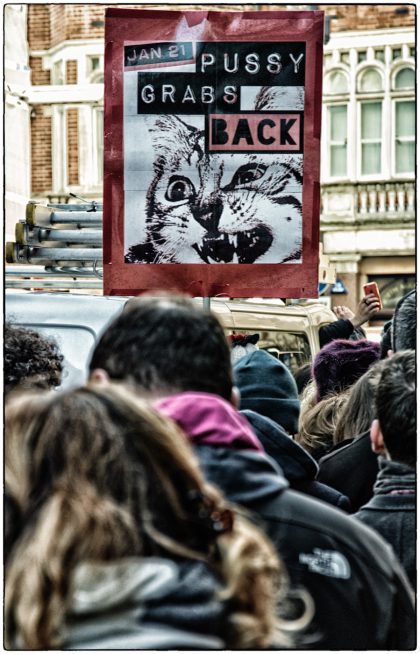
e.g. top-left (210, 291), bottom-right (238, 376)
top-left (125, 87), bottom-right (303, 264)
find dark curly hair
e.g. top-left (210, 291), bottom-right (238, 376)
top-left (5, 323), bottom-right (64, 394)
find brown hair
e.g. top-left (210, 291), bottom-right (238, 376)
top-left (5, 384), bottom-right (312, 649)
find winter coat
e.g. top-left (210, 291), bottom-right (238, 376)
top-left (242, 409), bottom-right (351, 511)
top-left (317, 431), bottom-right (379, 511)
top-left (61, 558), bottom-right (226, 649)
top-left (155, 392), bottom-right (415, 650)
top-left (354, 458), bottom-right (416, 590)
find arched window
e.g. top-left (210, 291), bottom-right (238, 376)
top-left (358, 68), bottom-right (383, 93)
top-left (325, 70), bottom-right (349, 94)
top-left (394, 67), bottom-right (415, 90)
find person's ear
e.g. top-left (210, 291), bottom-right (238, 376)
top-left (370, 419), bottom-right (386, 455)
top-left (89, 368), bottom-right (110, 385)
top-left (231, 386), bottom-right (241, 408)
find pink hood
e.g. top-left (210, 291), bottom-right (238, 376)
top-left (154, 392), bottom-right (263, 452)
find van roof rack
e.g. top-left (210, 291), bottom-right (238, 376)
top-left (6, 201), bottom-right (103, 290)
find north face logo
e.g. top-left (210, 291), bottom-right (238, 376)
top-left (299, 549), bottom-right (351, 579)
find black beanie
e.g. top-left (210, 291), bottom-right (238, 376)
top-left (234, 349), bottom-right (300, 435)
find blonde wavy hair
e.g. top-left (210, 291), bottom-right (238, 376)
top-left (296, 380), bottom-right (350, 455)
top-left (5, 384), bottom-right (312, 650)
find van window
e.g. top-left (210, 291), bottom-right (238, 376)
top-left (230, 329), bottom-right (311, 373)
top-left (29, 325), bottom-right (95, 389)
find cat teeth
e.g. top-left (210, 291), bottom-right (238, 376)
top-left (225, 234), bottom-right (239, 249)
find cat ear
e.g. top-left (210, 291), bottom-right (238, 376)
top-left (255, 86), bottom-right (304, 111)
top-left (146, 115), bottom-right (199, 156)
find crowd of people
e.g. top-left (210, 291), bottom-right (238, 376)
top-left (4, 289), bottom-right (416, 649)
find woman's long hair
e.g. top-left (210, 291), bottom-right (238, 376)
top-left (5, 384), bottom-right (312, 649)
top-left (334, 360), bottom-right (386, 443)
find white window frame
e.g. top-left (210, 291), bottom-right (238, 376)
top-left (392, 98), bottom-right (415, 178)
top-left (358, 98), bottom-right (384, 180)
top-left (326, 102), bottom-right (349, 180)
top-left (92, 106), bottom-right (104, 186)
top-left (52, 105), bottom-right (68, 192)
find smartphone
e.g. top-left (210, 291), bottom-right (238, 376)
top-left (363, 282), bottom-right (382, 309)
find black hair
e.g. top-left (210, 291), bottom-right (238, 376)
top-left (5, 322), bottom-right (63, 394)
top-left (293, 362), bottom-right (312, 396)
top-left (392, 289), bottom-right (416, 352)
top-left (375, 350), bottom-right (416, 467)
top-left (379, 320), bottom-right (392, 359)
top-left (89, 295), bottom-right (233, 400)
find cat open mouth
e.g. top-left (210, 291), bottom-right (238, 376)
top-left (193, 226), bottom-right (273, 264)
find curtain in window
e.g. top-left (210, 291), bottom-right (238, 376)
top-left (394, 68), bottom-right (415, 89)
top-left (395, 101), bottom-right (414, 173)
top-left (361, 102), bottom-right (382, 175)
top-left (359, 68), bottom-right (383, 93)
top-left (329, 105), bottom-right (347, 176)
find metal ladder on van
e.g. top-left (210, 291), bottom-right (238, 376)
top-left (6, 199), bottom-right (103, 290)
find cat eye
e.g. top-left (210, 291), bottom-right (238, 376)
top-left (229, 164), bottom-right (267, 188)
top-left (165, 176), bottom-right (196, 202)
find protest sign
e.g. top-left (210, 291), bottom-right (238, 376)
top-left (104, 8), bottom-right (324, 297)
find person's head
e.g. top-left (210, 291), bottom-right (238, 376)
top-left (391, 289), bottom-right (416, 352)
top-left (370, 350), bottom-right (416, 467)
top-left (296, 389), bottom-right (350, 457)
top-left (379, 320), bottom-right (393, 359)
top-left (89, 294), bottom-right (233, 401)
top-left (230, 332), bottom-right (259, 365)
top-left (312, 338), bottom-right (381, 402)
top-left (233, 349), bottom-right (300, 435)
top-left (5, 322), bottom-right (63, 394)
top-left (293, 362), bottom-right (312, 396)
top-left (5, 383), bottom-right (305, 649)
top-left (334, 359), bottom-right (387, 443)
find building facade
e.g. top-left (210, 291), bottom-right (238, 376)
top-left (5, 4), bottom-right (415, 313)
top-left (320, 4), bottom-right (415, 317)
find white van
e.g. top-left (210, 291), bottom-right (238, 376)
top-left (5, 291), bottom-right (336, 389)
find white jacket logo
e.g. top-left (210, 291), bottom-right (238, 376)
top-left (299, 549), bottom-right (351, 579)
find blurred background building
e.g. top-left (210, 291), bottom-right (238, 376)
top-left (5, 4), bottom-right (415, 316)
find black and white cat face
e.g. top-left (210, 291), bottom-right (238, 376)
top-left (141, 113), bottom-right (302, 264)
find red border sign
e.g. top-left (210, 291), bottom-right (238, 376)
top-left (104, 8), bottom-right (324, 297)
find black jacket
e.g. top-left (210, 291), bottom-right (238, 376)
top-left (242, 409), bottom-right (351, 511)
top-left (354, 458), bottom-right (416, 590)
top-left (319, 319), bottom-right (366, 347)
top-left (317, 431), bottom-right (379, 511)
top-left (194, 445), bottom-right (415, 650)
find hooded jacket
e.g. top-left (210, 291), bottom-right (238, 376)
top-left (242, 409), bottom-right (351, 511)
top-left (232, 351), bottom-right (350, 510)
top-left (61, 558), bottom-right (226, 650)
top-left (354, 458), bottom-right (416, 590)
top-left (155, 392), bottom-right (415, 650)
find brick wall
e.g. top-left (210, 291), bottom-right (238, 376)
top-left (49, 4), bottom-right (66, 49)
top-left (28, 4), bottom-right (415, 51)
top-left (322, 4), bottom-right (415, 32)
top-left (27, 4), bottom-right (50, 50)
top-left (66, 60), bottom-right (78, 84)
top-left (29, 56), bottom-right (50, 85)
top-left (67, 108), bottom-right (79, 186)
top-left (65, 5), bottom-right (106, 41)
top-left (31, 109), bottom-right (52, 193)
